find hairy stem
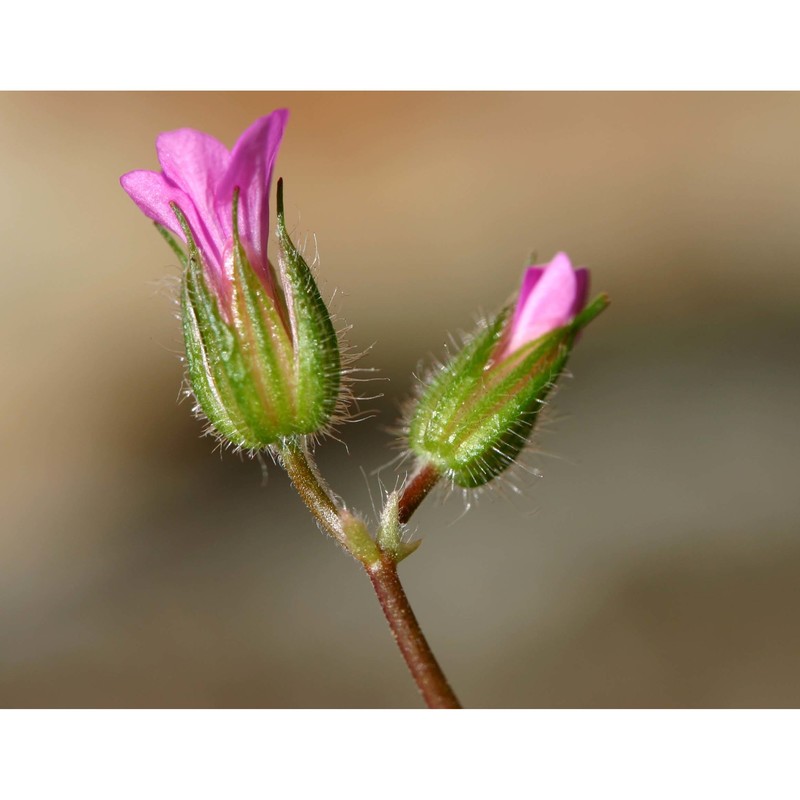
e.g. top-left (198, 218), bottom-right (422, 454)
top-left (278, 438), bottom-right (344, 543)
top-left (367, 555), bottom-right (461, 709)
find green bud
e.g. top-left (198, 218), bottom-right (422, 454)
top-left (407, 290), bottom-right (608, 489)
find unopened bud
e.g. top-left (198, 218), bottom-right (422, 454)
top-left (407, 252), bottom-right (608, 487)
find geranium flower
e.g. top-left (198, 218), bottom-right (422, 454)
top-left (120, 110), bottom-right (343, 450)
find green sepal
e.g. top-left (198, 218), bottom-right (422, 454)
top-left (445, 330), bottom-right (571, 487)
top-left (175, 203), bottom-right (281, 449)
top-left (229, 190), bottom-right (297, 441)
top-left (276, 178), bottom-right (341, 432)
top-left (571, 292), bottom-right (610, 331)
top-left (408, 309), bottom-right (510, 458)
top-left (173, 205), bottom-right (261, 449)
top-left (179, 228), bottom-right (253, 448)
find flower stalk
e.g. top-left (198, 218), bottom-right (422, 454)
top-left (277, 438), bottom-right (346, 544)
top-left (397, 461), bottom-right (441, 525)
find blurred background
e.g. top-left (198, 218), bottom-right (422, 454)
top-left (1, 93), bottom-right (798, 708)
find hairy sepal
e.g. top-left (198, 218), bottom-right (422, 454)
top-left (276, 179), bottom-right (342, 435)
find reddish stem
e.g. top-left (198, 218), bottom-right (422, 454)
top-left (367, 556), bottom-right (461, 709)
top-left (397, 461), bottom-right (441, 524)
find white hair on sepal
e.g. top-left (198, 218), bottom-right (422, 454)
top-left (151, 271), bottom-right (182, 304)
top-left (284, 216), bottom-right (387, 447)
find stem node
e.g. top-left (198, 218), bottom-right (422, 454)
top-left (278, 439), bottom-right (460, 708)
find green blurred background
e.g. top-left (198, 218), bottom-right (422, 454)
top-left (1, 93), bottom-right (798, 707)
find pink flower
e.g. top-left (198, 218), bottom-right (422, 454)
top-left (499, 251), bottom-right (589, 360)
top-left (120, 109), bottom-right (289, 311)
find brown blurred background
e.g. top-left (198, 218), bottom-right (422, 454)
top-left (1, 93), bottom-right (798, 707)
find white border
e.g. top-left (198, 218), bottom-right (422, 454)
top-left (3, 1), bottom-right (799, 89)
top-left (1, 710), bottom-right (798, 798)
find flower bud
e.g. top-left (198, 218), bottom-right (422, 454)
top-left (121, 111), bottom-right (341, 450)
top-left (407, 253), bottom-right (608, 488)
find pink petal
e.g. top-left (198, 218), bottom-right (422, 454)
top-left (217, 110), bottom-right (288, 268)
top-left (156, 129), bottom-right (231, 265)
top-left (120, 169), bottom-right (193, 238)
top-left (505, 252), bottom-right (579, 354)
top-left (508, 266), bottom-right (545, 337)
top-left (120, 169), bottom-right (227, 293)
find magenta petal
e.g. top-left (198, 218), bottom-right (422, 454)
top-left (572, 268), bottom-right (590, 318)
top-left (120, 169), bottom-right (226, 291)
top-left (505, 252), bottom-right (578, 354)
top-left (122, 111), bottom-right (291, 309)
top-left (120, 169), bottom-right (192, 238)
top-left (156, 129), bottom-right (231, 263)
top-left (508, 266), bottom-right (545, 337)
top-left (217, 110), bottom-right (288, 267)
top-left (518, 266), bottom-right (546, 306)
